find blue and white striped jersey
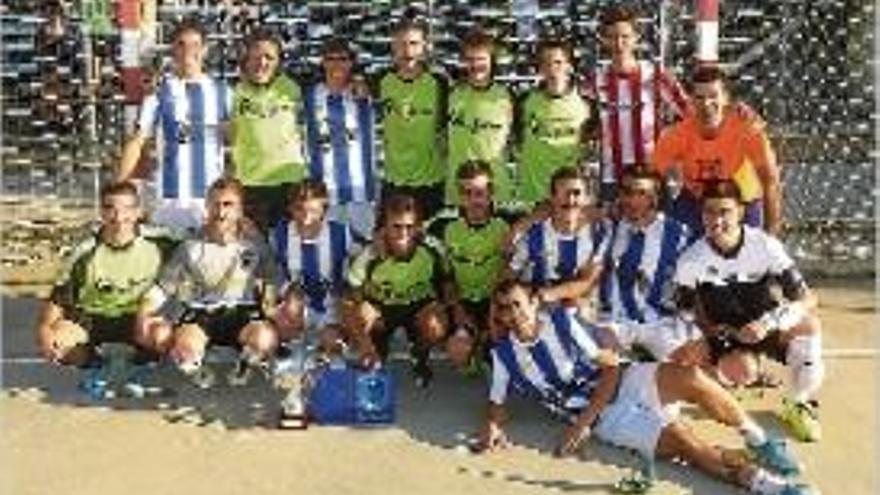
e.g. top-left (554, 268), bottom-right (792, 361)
top-left (270, 219), bottom-right (360, 312)
top-left (490, 306), bottom-right (603, 414)
top-left (510, 219), bottom-right (608, 286)
top-left (599, 214), bottom-right (691, 324)
top-left (137, 74), bottom-right (232, 200)
top-left (303, 83), bottom-right (376, 205)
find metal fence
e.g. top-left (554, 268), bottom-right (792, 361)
top-left (1, 0), bottom-right (875, 275)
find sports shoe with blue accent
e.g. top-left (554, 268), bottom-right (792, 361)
top-left (780, 482), bottom-right (819, 495)
top-left (748, 437), bottom-right (803, 477)
top-left (79, 364), bottom-right (109, 400)
top-left (122, 363), bottom-right (167, 398)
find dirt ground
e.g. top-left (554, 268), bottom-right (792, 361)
top-left (0, 280), bottom-right (876, 495)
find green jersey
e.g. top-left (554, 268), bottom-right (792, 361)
top-left (232, 74), bottom-right (307, 186)
top-left (516, 87), bottom-right (590, 204)
top-left (51, 235), bottom-right (163, 318)
top-left (378, 70), bottom-right (447, 187)
top-left (439, 217), bottom-right (510, 302)
top-left (447, 82), bottom-right (514, 204)
top-left (348, 245), bottom-right (444, 306)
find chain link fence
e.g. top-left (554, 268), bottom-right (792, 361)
top-left (1, 0), bottom-right (875, 279)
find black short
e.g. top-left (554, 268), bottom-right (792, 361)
top-left (244, 183), bottom-right (295, 232)
top-left (368, 298), bottom-right (435, 358)
top-left (179, 305), bottom-right (263, 348)
top-left (74, 313), bottom-right (137, 346)
top-left (707, 330), bottom-right (788, 364)
top-left (382, 182), bottom-right (444, 221)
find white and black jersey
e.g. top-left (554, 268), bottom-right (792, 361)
top-left (673, 226), bottom-right (807, 328)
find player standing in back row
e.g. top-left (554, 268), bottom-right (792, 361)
top-left (581, 6), bottom-right (689, 205)
top-left (117, 18), bottom-right (232, 236)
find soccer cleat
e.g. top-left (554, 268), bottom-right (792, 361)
top-left (227, 357), bottom-right (254, 387)
top-left (122, 363), bottom-right (170, 398)
top-left (780, 482), bottom-right (820, 495)
top-left (79, 364), bottom-right (109, 400)
top-left (121, 363), bottom-right (153, 399)
top-left (179, 361), bottom-right (216, 390)
top-left (747, 437), bottom-right (803, 477)
top-left (780, 398), bottom-right (822, 443)
top-left (413, 361), bottom-right (434, 389)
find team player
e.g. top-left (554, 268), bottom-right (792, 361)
top-left (516, 37), bottom-right (591, 206)
top-left (582, 6), bottom-right (689, 204)
top-left (673, 180), bottom-right (823, 442)
top-left (271, 179), bottom-right (362, 335)
top-left (446, 29), bottom-right (514, 206)
top-left (232, 29), bottom-right (307, 231)
top-left (269, 179), bottom-right (362, 428)
top-left (595, 165), bottom-right (702, 364)
top-left (135, 178), bottom-right (280, 389)
top-left (428, 161), bottom-right (514, 372)
top-left (652, 66), bottom-right (782, 235)
top-left (342, 194), bottom-right (448, 387)
top-left (478, 280), bottom-right (816, 495)
top-left (377, 19), bottom-right (448, 219)
top-left (36, 181), bottom-right (167, 398)
top-left (598, 165), bottom-right (691, 325)
top-left (117, 18), bottom-right (232, 235)
top-left (509, 168), bottom-right (606, 315)
top-left (304, 37), bottom-right (377, 236)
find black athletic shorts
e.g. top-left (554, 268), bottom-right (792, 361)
top-left (178, 304), bottom-right (263, 348)
top-left (368, 297), bottom-right (435, 359)
top-left (74, 313), bottom-right (137, 346)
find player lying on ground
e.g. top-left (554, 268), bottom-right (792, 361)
top-left (477, 280), bottom-right (816, 495)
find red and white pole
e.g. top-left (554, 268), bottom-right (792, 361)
top-left (118, 0), bottom-right (145, 133)
top-left (695, 0), bottom-right (719, 66)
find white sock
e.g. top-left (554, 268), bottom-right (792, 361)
top-left (787, 334), bottom-right (825, 403)
top-left (739, 417), bottom-right (767, 446)
top-left (749, 468), bottom-right (788, 494)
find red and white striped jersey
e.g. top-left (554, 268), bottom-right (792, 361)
top-left (583, 61), bottom-right (690, 185)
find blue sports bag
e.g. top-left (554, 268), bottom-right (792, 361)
top-left (307, 363), bottom-right (396, 425)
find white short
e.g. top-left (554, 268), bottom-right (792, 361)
top-left (614, 317), bottom-right (702, 361)
top-left (593, 363), bottom-right (679, 458)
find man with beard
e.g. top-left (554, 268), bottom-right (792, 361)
top-left (342, 194), bottom-right (448, 387)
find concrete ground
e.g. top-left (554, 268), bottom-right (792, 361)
top-left (1, 279), bottom-right (876, 495)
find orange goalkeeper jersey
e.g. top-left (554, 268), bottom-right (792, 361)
top-left (652, 111), bottom-right (774, 202)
